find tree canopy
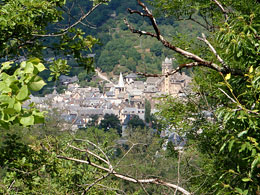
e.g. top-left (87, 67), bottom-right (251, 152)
top-left (0, 0), bottom-right (259, 194)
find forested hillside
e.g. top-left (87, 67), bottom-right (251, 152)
top-left (0, 0), bottom-right (259, 194)
top-left (61, 0), bottom-right (203, 75)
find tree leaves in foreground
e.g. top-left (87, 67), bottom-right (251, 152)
top-left (149, 0), bottom-right (260, 193)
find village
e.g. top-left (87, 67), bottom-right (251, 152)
top-left (26, 58), bottom-right (191, 130)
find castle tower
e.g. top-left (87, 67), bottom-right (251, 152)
top-left (162, 57), bottom-right (173, 94)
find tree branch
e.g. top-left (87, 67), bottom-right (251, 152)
top-left (32, 3), bottom-right (102, 37)
top-left (82, 173), bottom-right (111, 195)
top-left (125, 0), bottom-right (243, 76)
top-left (58, 141), bottom-right (191, 195)
top-left (136, 62), bottom-right (198, 77)
top-left (68, 144), bottom-right (110, 166)
top-left (197, 33), bottom-right (227, 67)
top-left (212, 0), bottom-right (228, 21)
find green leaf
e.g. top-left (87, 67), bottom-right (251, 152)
top-left (34, 63), bottom-right (46, 72)
top-left (235, 187), bottom-right (243, 194)
top-left (242, 178), bottom-right (251, 182)
top-left (1, 61), bottom-right (13, 70)
top-left (21, 157), bottom-right (26, 164)
top-left (28, 58), bottom-right (41, 64)
top-left (0, 95), bottom-right (12, 104)
top-left (29, 79), bottom-right (46, 91)
top-left (20, 61), bottom-right (26, 68)
top-left (228, 139), bottom-right (235, 152)
top-left (251, 157), bottom-right (259, 172)
top-left (0, 82), bottom-right (12, 93)
top-left (16, 85), bottom-right (29, 101)
top-left (239, 143), bottom-right (247, 152)
top-left (24, 62), bottom-right (34, 73)
top-left (4, 108), bottom-right (16, 115)
top-left (20, 115), bottom-right (34, 126)
top-left (220, 142), bottom-right (227, 152)
top-left (34, 115), bottom-right (45, 124)
top-left (14, 102), bottom-right (21, 112)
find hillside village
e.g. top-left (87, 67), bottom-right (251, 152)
top-left (26, 58), bottom-right (191, 130)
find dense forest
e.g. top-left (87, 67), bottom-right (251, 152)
top-left (0, 0), bottom-right (259, 194)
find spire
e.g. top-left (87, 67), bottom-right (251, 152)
top-left (118, 72), bottom-right (125, 88)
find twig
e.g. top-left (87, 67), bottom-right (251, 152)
top-left (33, 3), bottom-right (102, 37)
top-left (82, 173), bottom-right (111, 195)
top-left (68, 144), bottom-right (110, 166)
top-left (197, 33), bottom-right (227, 67)
top-left (60, 4), bottom-right (97, 29)
top-left (218, 88), bottom-right (236, 104)
top-left (58, 154), bottom-right (191, 195)
top-left (136, 62), bottom-right (198, 77)
top-left (8, 180), bottom-right (15, 190)
top-left (138, 182), bottom-right (149, 195)
top-left (115, 143), bottom-right (138, 167)
top-left (95, 184), bottom-right (127, 195)
top-left (218, 88), bottom-right (259, 115)
top-left (174, 151), bottom-right (182, 195)
top-left (74, 138), bottom-right (112, 169)
top-left (57, 155), bottom-right (110, 172)
top-left (212, 0), bottom-right (228, 21)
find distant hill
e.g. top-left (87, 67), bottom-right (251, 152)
top-left (63, 0), bottom-right (203, 75)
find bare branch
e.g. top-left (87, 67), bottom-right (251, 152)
top-left (212, 0), bottom-right (228, 21)
top-left (74, 138), bottom-right (111, 169)
top-left (136, 62), bottom-right (198, 78)
top-left (95, 184), bottom-right (127, 195)
top-left (115, 142), bottom-right (138, 167)
top-left (8, 180), bottom-right (15, 191)
top-left (33, 3), bottom-right (102, 37)
top-left (218, 88), bottom-right (260, 115)
top-left (124, 18), bottom-right (157, 38)
top-left (58, 148), bottom-right (191, 195)
top-left (68, 144), bottom-right (110, 167)
top-left (174, 151), bottom-right (182, 195)
top-left (57, 155), bottom-right (110, 172)
top-left (197, 33), bottom-right (227, 67)
top-left (60, 4), bottom-right (97, 29)
top-left (82, 173), bottom-right (111, 195)
top-left (218, 88), bottom-right (236, 104)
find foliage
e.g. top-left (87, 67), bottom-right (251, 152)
top-left (153, 0), bottom-right (260, 194)
top-left (99, 114), bottom-right (122, 135)
top-left (0, 0), bottom-right (107, 127)
top-left (144, 99), bottom-right (151, 124)
top-left (127, 115), bottom-right (145, 129)
top-left (0, 124), bottom-right (119, 194)
top-left (0, 59), bottom-right (46, 129)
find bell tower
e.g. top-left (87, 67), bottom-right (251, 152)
top-left (162, 57), bottom-right (173, 75)
top-left (162, 58), bottom-right (173, 94)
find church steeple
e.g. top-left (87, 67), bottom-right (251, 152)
top-left (118, 72), bottom-right (125, 88)
top-left (115, 72), bottom-right (125, 97)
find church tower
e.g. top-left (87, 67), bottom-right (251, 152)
top-left (162, 57), bottom-right (173, 94)
top-left (162, 57), bottom-right (173, 75)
